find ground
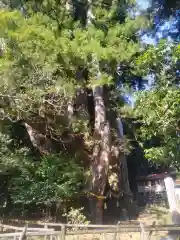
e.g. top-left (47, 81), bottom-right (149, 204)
top-left (137, 205), bottom-right (172, 225)
top-left (0, 205), bottom-right (172, 240)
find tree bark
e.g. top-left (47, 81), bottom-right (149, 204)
top-left (24, 122), bottom-right (52, 154)
top-left (86, 0), bottom-right (111, 223)
top-left (91, 86), bottom-right (111, 223)
top-left (116, 118), bottom-right (131, 193)
top-left (116, 118), bottom-right (134, 217)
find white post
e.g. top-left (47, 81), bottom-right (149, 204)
top-left (164, 177), bottom-right (179, 239)
top-left (164, 177), bottom-right (177, 212)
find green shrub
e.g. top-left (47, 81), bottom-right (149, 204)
top-left (8, 153), bottom-right (84, 206)
top-left (63, 207), bottom-right (90, 230)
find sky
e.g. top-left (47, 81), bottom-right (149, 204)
top-left (138, 0), bottom-right (180, 43)
top-left (137, 0), bottom-right (151, 10)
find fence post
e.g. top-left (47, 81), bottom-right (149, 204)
top-left (147, 221), bottom-right (156, 240)
top-left (140, 223), bottom-right (148, 240)
top-left (112, 221), bottom-right (120, 240)
top-left (14, 229), bottom-right (17, 240)
top-left (101, 233), bottom-right (105, 240)
top-left (61, 224), bottom-right (66, 240)
top-left (44, 223), bottom-right (48, 240)
top-left (19, 226), bottom-right (27, 240)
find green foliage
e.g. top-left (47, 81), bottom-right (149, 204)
top-left (134, 86), bottom-right (180, 167)
top-left (8, 153), bottom-right (84, 205)
top-left (0, 131), bottom-right (84, 208)
top-left (0, 1), bottom-right (149, 142)
top-left (63, 207), bottom-right (90, 226)
top-left (134, 41), bottom-right (178, 86)
top-left (0, 131), bottom-right (30, 172)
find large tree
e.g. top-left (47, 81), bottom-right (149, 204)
top-left (0, 0), bottom-right (150, 222)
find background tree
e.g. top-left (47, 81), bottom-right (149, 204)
top-left (132, 42), bottom-right (180, 168)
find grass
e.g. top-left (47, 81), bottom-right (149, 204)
top-left (139, 205), bottom-right (172, 225)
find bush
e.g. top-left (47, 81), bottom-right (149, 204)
top-left (63, 207), bottom-right (90, 225)
top-left (8, 153), bottom-right (84, 206)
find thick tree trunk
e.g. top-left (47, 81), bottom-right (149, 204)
top-left (86, 0), bottom-right (111, 223)
top-left (116, 118), bottom-right (131, 194)
top-left (90, 86), bottom-right (111, 223)
top-left (116, 118), bottom-right (134, 218)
